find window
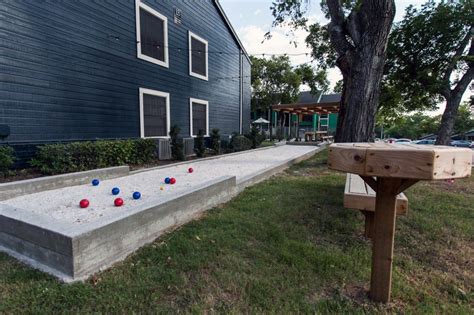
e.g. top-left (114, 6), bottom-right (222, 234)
top-left (188, 31), bottom-right (208, 80)
top-left (302, 114), bottom-right (313, 122)
top-left (135, 0), bottom-right (168, 67)
top-left (139, 88), bottom-right (170, 138)
top-left (189, 98), bottom-right (209, 136)
top-left (319, 114), bottom-right (328, 131)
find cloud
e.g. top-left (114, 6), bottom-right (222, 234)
top-left (238, 19), bottom-right (342, 91)
top-left (253, 9), bottom-right (261, 16)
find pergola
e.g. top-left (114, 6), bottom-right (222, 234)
top-left (270, 101), bottom-right (340, 140)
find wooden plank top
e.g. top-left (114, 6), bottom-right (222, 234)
top-left (344, 174), bottom-right (408, 214)
top-left (328, 143), bottom-right (472, 180)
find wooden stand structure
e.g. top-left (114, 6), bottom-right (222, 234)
top-left (328, 143), bottom-right (472, 303)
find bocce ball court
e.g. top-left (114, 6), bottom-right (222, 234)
top-left (0, 145), bottom-right (320, 282)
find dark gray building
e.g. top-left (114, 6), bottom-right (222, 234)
top-left (0, 0), bottom-right (251, 160)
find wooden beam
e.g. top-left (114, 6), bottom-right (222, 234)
top-left (360, 176), bottom-right (377, 192)
top-left (370, 178), bottom-right (402, 303)
top-left (396, 179), bottom-right (419, 194)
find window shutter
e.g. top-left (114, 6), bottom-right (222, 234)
top-left (191, 38), bottom-right (207, 77)
top-left (140, 9), bottom-right (165, 62)
top-left (144, 94), bottom-right (167, 137)
top-left (192, 103), bottom-right (207, 135)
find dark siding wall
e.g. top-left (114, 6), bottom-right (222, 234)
top-left (0, 0), bottom-right (250, 147)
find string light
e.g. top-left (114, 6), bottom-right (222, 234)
top-left (21, 34), bottom-right (317, 84)
top-left (117, 37), bottom-right (313, 57)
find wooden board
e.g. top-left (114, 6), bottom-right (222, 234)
top-left (344, 174), bottom-right (408, 215)
top-left (329, 143), bottom-right (472, 180)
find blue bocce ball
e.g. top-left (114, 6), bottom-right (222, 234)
top-left (133, 191), bottom-right (141, 200)
top-left (92, 179), bottom-right (100, 186)
top-left (112, 187), bottom-right (120, 195)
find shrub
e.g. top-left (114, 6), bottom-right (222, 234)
top-left (169, 125), bottom-right (185, 161)
top-left (0, 145), bottom-right (15, 176)
top-left (230, 135), bottom-right (252, 152)
top-left (133, 139), bottom-right (157, 164)
top-left (210, 128), bottom-right (221, 155)
top-left (30, 139), bottom-right (157, 175)
top-left (30, 144), bottom-right (74, 175)
top-left (194, 129), bottom-right (206, 158)
top-left (245, 125), bottom-right (265, 149)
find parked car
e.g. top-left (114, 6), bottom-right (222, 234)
top-left (385, 138), bottom-right (397, 143)
top-left (412, 139), bottom-right (436, 145)
top-left (395, 138), bottom-right (412, 144)
top-left (450, 140), bottom-right (473, 148)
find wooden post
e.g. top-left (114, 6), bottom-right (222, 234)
top-left (370, 177), bottom-right (402, 303)
top-left (362, 211), bottom-right (374, 238)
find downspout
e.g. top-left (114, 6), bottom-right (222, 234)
top-left (239, 50), bottom-right (243, 134)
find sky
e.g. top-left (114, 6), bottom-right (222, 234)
top-left (219, 0), bottom-right (471, 115)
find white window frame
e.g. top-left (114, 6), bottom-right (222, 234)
top-left (139, 87), bottom-right (170, 139)
top-left (188, 31), bottom-right (209, 81)
top-left (135, 0), bottom-right (169, 68)
top-left (189, 98), bottom-right (209, 137)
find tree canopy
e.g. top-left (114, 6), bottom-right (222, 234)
top-left (383, 103), bottom-right (474, 140)
top-left (383, 0), bottom-right (473, 144)
top-left (250, 55), bottom-right (328, 113)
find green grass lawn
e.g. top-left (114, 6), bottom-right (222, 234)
top-left (1, 150), bottom-right (472, 313)
top-left (258, 140), bottom-right (276, 147)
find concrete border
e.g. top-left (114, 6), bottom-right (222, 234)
top-left (286, 141), bottom-right (321, 146)
top-left (0, 166), bottom-right (130, 201)
top-left (0, 145), bottom-right (323, 282)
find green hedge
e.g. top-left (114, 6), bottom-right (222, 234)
top-left (0, 145), bottom-right (15, 175)
top-left (30, 139), bottom-right (157, 175)
top-left (230, 135), bottom-right (252, 152)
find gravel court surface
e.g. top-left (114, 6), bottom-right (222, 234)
top-left (1, 145), bottom-right (319, 225)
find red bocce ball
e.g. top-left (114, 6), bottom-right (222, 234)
top-left (188, 167), bottom-right (194, 173)
top-left (79, 199), bottom-right (90, 208)
top-left (114, 197), bottom-right (124, 207)
top-left (170, 177), bottom-right (176, 184)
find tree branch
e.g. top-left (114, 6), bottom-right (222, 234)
top-left (452, 66), bottom-right (474, 100)
top-left (326, 0), bottom-right (353, 56)
top-left (346, 11), bottom-right (362, 47)
top-left (442, 26), bottom-right (473, 85)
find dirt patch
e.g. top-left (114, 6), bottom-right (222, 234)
top-left (429, 178), bottom-right (474, 195)
top-left (0, 169), bottom-right (44, 184)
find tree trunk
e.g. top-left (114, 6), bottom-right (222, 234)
top-left (436, 97), bottom-right (461, 145)
top-left (335, 52), bottom-right (388, 142)
top-left (436, 67), bottom-right (473, 145)
top-left (327, 0), bottom-right (396, 143)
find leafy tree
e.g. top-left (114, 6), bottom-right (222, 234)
top-left (270, 0), bottom-right (396, 142)
top-left (385, 113), bottom-right (440, 139)
top-left (250, 55), bottom-right (328, 115)
top-left (385, 1), bottom-right (473, 144)
top-left (382, 103), bottom-right (473, 139)
top-left (333, 79), bottom-right (343, 93)
top-left (454, 102), bottom-right (474, 135)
